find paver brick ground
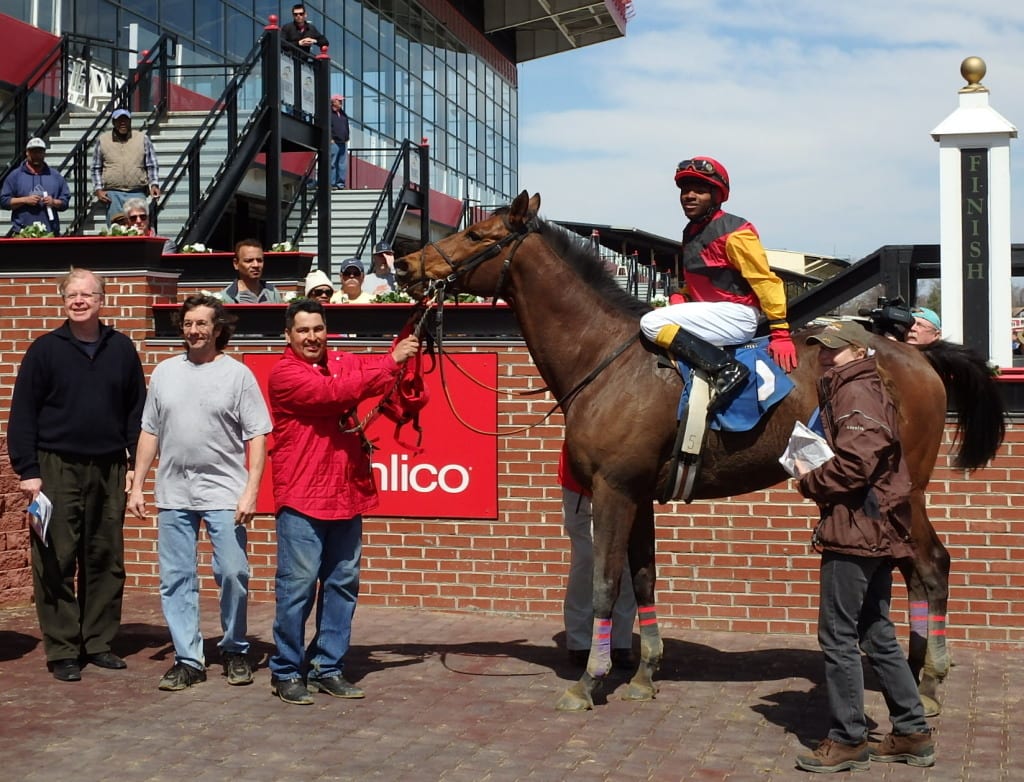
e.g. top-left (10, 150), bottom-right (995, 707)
top-left (0, 591), bottom-right (1019, 781)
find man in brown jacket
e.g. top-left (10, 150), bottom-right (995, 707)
top-left (792, 321), bottom-right (934, 774)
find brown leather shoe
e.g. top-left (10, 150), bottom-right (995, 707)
top-left (868, 732), bottom-right (935, 767)
top-left (795, 738), bottom-right (869, 773)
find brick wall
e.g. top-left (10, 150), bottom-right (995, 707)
top-left (2, 270), bottom-right (1021, 650)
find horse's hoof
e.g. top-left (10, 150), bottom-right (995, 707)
top-left (555, 687), bottom-right (593, 711)
top-left (620, 682), bottom-right (656, 701)
top-left (920, 693), bottom-right (941, 718)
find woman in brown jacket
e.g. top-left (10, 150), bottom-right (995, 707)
top-left (793, 321), bottom-right (934, 774)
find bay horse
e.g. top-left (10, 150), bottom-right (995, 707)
top-left (395, 191), bottom-right (1005, 712)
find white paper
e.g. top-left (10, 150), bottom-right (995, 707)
top-left (27, 492), bottom-right (53, 546)
top-left (779, 421), bottom-right (835, 478)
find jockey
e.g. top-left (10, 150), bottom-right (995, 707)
top-left (640, 156), bottom-right (798, 407)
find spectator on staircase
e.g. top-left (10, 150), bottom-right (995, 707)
top-left (282, 3), bottom-right (329, 53)
top-left (122, 197), bottom-right (176, 254)
top-left (1, 137), bottom-right (71, 236)
top-left (92, 109), bottom-right (160, 225)
top-left (220, 239), bottom-right (284, 303)
top-left (329, 95), bottom-right (350, 190)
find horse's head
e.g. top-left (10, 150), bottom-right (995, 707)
top-left (395, 191), bottom-right (541, 299)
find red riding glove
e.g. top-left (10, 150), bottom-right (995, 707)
top-left (768, 328), bottom-right (798, 373)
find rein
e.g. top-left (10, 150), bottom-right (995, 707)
top-left (415, 218), bottom-right (639, 436)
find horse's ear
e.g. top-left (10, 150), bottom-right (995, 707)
top-left (529, 193), bottom-right (541, 214)
top-left (509, 191), bottom-right (531, 226)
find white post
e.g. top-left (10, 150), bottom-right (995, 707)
top-left (930, 57), bottom-right (1017, 365)
top-left (127, 23), bottom-right (139, 70)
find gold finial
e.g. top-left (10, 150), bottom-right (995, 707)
top-left (959, 56), bottom-right (988, 93)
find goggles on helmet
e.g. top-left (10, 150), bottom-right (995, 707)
top-left (676, 159), bottom-right (717, 177)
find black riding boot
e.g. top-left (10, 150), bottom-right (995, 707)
top-left (662, 328), bottom-right (749, 408)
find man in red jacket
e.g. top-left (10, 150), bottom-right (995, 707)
top-left (267, 299), bottom-right (419, 705)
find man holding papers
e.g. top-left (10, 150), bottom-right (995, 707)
top-left (791, 321), bottom-right (934, 773)
top-left (7, 268), bottom-right (145, 682)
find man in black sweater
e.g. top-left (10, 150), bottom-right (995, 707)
top-left (7, 268), bottom-right (146, 682)
top-left (281, 3), bottom-right (328, 53)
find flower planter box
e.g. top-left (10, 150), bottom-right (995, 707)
top-left (0, 235), bottom-right (168, 271)
top-left (161, 251), bottom-right (314, 284)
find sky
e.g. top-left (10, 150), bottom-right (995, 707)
top-left (516, 0), bottom-right (1024, 262)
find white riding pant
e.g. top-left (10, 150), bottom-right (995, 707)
top-left (640, 301), bottom-right (760, 347)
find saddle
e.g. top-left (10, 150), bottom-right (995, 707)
top-left (659, 338), bottom-right (794, 503)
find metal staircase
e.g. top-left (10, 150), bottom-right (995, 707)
top-left (290, 189), bottom-right (387, 275)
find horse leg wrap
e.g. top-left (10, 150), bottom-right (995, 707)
top-left (638, 605), bottom-right (662, 664)
top-left (910, 601), bottom-right (929, 639)
top-left (587, 618), bottom-right (613, 677)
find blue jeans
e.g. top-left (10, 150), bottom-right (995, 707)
top-left (818, 551), bottom-right (928, 743)
top-left (269, 508), bottom-right (362, 682)
top-left (330, 141), bottom-right (347, 188)
top-left (104, 188), bottom-right (147, 224)
top-left (158, 509), bottom-right (250, 670)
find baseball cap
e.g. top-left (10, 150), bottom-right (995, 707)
top-left (26, 137), bottom-right (46, 150)
top-left (111, 108), bottom-right (131, 120)
top-left (806, 321), bottom-right (871, 350)
top-left (373, 240), bottom-right (393, 255)
top-left (911, 307), bottom-right (941, 330)
top-left (341, 258), bottom-right (365, 274)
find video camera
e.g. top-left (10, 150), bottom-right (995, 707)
top-left (858, 296), bottom-right (915, 342)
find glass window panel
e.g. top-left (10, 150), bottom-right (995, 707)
top-left (344, 30), bottom-right (361, 75)
top-left (422, 83), bottom-right (434, 122)
top-left (380, 14), bottom-right (395, 59)
top-left (408, 41), bottom-right (421, 76)
top-left (253, 1), bottom-right (277, 26)
top-left (379, 56), bottom-right (394, 96)
top-left (394, 30), bottom-right (408, 70)
top-left (362, 2), bottom-right (379, 45)
top-left (195, 2), bottom-right (223, 52)
top-left (407, 74), bottom-right (421, 114)
top-left (226, 9), bottom-right (257, 60)
top-left (362, 43), bottom-right (379, 89)
top-left (159, 0), bottom-right (194, 38)
top-left (361, 85), bottom-right (382, 131)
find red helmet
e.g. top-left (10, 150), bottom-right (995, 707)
top-left (674, 156), bottom-right (730, 203)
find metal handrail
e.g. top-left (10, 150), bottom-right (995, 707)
top-left (351, 139), bottom-right (430, 257)
top-left (154, 35), bottom-right (266, 243)
top-left (59, 33), bottom-right (179, 235)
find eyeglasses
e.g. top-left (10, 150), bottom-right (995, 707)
top-left (308, 287), bottom-right (333, 297)
top-left (293, 11), bottom-right (305, 16)
top-left (676, 159), bottom-right (718, 177)
top-left (342, 270), bottom-right (363, 278)
top-left (63, 292), bottom-right (102, 301)
top-left (127, 213), bottom-right (148, 223)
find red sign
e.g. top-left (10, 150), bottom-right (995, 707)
top-left (243, 351), bottom-right (498, 519)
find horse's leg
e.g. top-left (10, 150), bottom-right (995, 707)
top-left (899, 490), bottom-right (951, 717)
top-left (555, 488), bottom-right (636, 711)
top-left (621, 500), bottom-right (661, 701)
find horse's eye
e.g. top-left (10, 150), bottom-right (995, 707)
top-left (467, 231), bottom-right (483, 242)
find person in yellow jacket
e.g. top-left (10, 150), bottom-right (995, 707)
top-left (640, 156), bottom-right (797, 408)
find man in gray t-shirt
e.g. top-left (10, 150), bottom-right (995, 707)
top-left (128, 295), bottom-right (271, 692)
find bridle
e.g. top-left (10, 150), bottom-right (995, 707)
top-left (400, 213), bottom-right (638, 437)
top-left (415, 213), bottom-right (541, 304)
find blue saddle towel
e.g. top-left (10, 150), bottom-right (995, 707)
top-left (676, 336), bottom-right (794, 432)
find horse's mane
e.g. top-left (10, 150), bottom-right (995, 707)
top-left (526, 218), bottom-right (653, 318)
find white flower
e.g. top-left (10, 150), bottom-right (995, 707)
top-left (182, 243), bottom-right (211, 253)
top-left (282, 291), bottom-right (297, 302)
top-left (651, 293), bottom-right (669, 308)
top-left (270, 241), bottom-right (294, 252)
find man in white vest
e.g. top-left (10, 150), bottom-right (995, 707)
top-left (91, 109), bottom-right (161, 225)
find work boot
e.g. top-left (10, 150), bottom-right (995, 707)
top-left (868, 732), bottom-right (935, 767)
top-left (653, 325), bottom-right (750, 408)
top-left (795, 738), bottom-right (870, 773)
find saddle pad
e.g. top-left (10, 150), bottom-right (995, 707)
top-left (676, 338), bottom-right (794, 432)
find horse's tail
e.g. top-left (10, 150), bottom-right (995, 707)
top-left (921, 340), bottom-right (1006, 470)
